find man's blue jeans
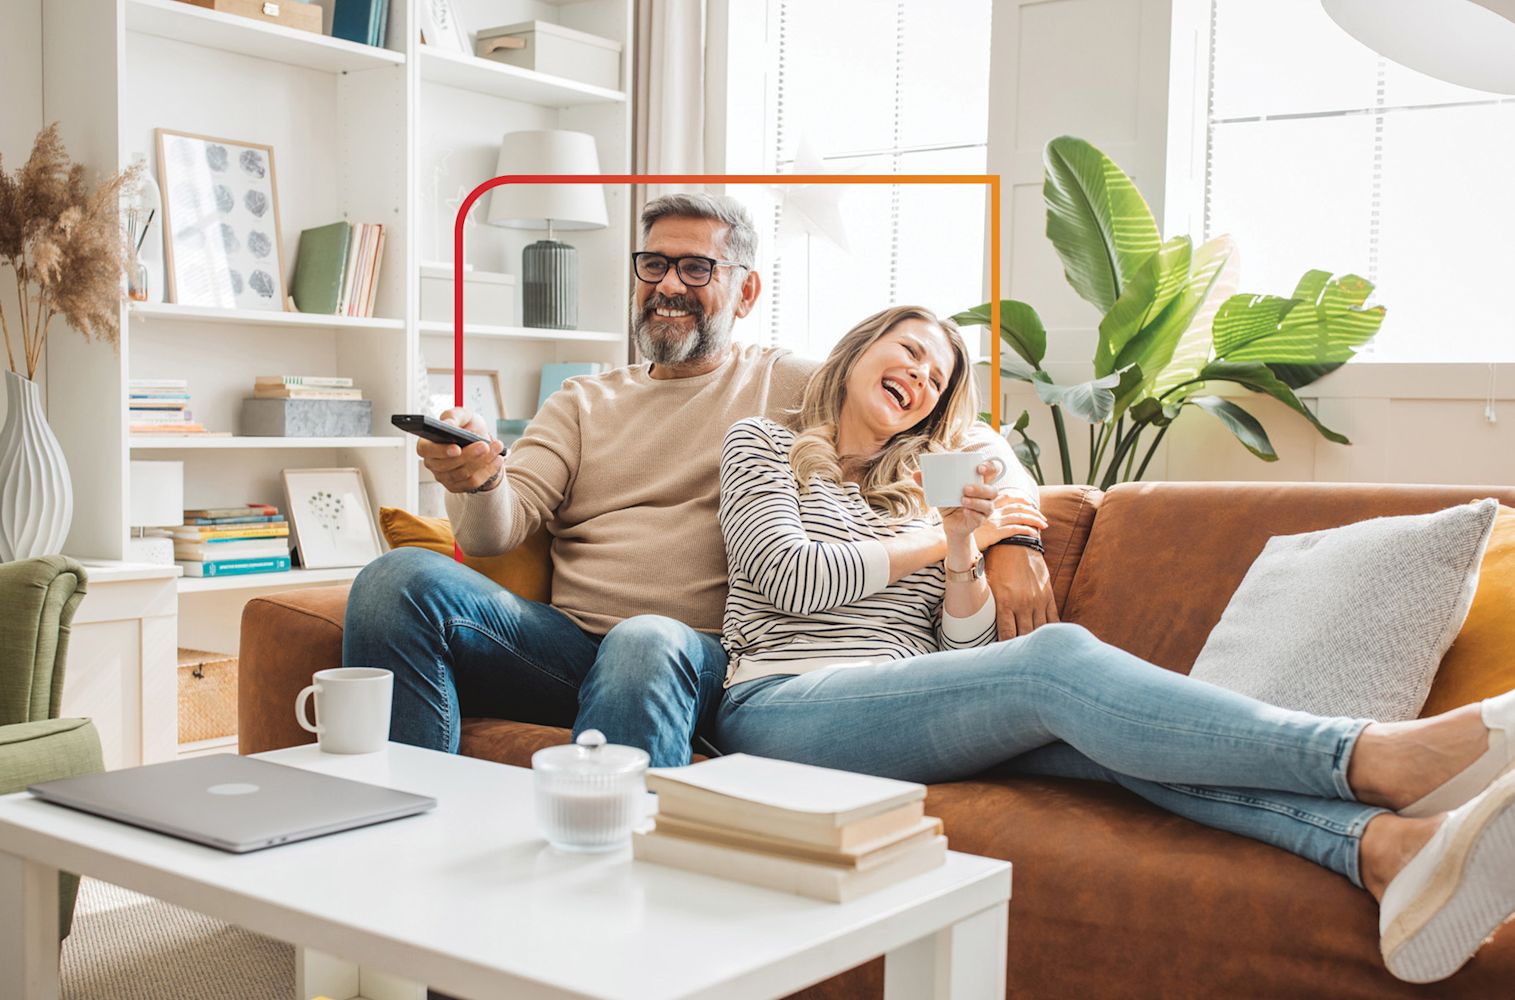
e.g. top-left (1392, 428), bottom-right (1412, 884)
top-left (343, 547), bottom-right (728, 767)
top-left (713, 622), bottom-right (1388, 886)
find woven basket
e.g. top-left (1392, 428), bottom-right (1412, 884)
top-left (177, 647), bottom-right (238, 743)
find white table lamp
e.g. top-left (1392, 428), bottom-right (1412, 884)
top-left (127, 460), bottom-right (183, 565)
top-left (487, 130), bottom-right (608, 330)
top-left (1323, 0), bottom-right (1515, 94)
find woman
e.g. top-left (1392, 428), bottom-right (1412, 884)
top-left (712, 305), bottom-right (1515, 984)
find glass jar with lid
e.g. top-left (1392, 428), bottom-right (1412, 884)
top-left (531, 729), bottom-right (650, 852)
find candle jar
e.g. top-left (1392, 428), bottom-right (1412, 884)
top-left (128, 258), bottom-right (149, 302)
top-left (531, 729), bottom-right (649, 852)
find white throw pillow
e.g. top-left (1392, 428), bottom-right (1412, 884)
top-left (1188, 498), bottom-right (1499, 722)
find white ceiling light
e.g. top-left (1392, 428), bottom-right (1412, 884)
top-left (1323, 0), bottom-right (1515, 94)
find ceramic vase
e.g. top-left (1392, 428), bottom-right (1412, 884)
top-left (0, 369), bottom-right (74, 561)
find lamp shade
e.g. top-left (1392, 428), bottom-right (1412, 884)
top-left (487, 130), bottom-right (609, 231)
top-left (129, 460), bottom-right (183, 528)
top-left (1323, 0), bottom-right (1515, 94)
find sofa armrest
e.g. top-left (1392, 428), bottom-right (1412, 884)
top-left (238, 584), bottom-right (350, 755)
top-left (0, 555), bottom-right (88, 726)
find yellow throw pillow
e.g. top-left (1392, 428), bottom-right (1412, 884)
top-left (377, 506), bottom-right (552, 605)
top-left (1422, 505), bottom-right (1515, 716)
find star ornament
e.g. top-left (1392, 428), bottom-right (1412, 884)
top-left (767, 137), bottom-right (852, 256)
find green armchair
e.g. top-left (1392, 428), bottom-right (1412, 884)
top-left (0, 555), bottom-right (102, 940)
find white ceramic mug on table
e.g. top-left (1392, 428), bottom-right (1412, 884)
top-left (918, 452), bottom-right (1007, 508)
top-left (295, 667), bottom-right (393, 754)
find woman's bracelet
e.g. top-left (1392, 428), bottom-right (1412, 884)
top-left (993, 534), bottom-right (1045, 554)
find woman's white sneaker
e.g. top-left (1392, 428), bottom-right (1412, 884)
top-left (1379, 769), bottom-right (1515, 983)
top-left (1403, 688), bottom-right (1515, 819)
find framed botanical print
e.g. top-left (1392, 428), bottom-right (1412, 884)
top-left (282, 467), bottom-right (384, 569)
top-left (427, 368), bottom-right (505, 427)
top-left (156, 129), bottom-right (286, 311)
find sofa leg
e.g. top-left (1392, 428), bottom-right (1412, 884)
top-left (0, 850), bottom-right (61, 1000)
top-left (883, 900), bottom-right (1008, 1000)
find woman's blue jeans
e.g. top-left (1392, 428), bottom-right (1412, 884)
top-left (342, 547), bottom-right (728, 767)
top-left (713, 622), bottom-right (1388, 886)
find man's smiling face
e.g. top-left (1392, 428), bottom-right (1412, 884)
top-left (630, 216), bottom-right (750, 366)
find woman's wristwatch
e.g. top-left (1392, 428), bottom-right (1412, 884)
top-left (944, 554), bottom-right (985, 583)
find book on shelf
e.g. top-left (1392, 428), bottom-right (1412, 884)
top-left (645, 754), bottom-right (927, 846)
top-left (129, 379), bottom-right (188, 390)
top-left (184, 514), bottom-right (285, 525)
top-left (632, 829), bottom-right (948, 904)
top-left (291, 222), bottom-right (352, 315)
top-left (330, 0), bottom-right (389, 47)
top-left (131, 423), bottom-right (209, 434)
top-left (128, 399), bottom-right (189, 409)
top-left (178, 556), bottom-right (292, 578)
top-left (183, 504), bottom-right (278, 519)
top-left (252, 386), bottom-right (364, 400)
top-left (160, 523), bottom-right (290, 541)
top-left (173, 538), bottom-right (291, 561)
top-left (256, 376), bottom-right (355, 388)
top-left (130, 411), bottom-right (194, 425)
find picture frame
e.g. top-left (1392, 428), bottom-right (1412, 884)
top-left (427, 368), bottom-right (505, 427)
top-left (418, 0), bottom-right (469, 52)
top-left (155, 129), bottom-right (286, 311)
top-left (281, 467), bottom-right (385, 569)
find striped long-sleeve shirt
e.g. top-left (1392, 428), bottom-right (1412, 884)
top-left (718, 417), bottom-right (999, 687)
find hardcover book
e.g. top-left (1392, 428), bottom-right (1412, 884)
top-left (291, 222), bottom-right (352, 315)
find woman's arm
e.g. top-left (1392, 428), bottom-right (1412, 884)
top-left (720, 419), bottom-right (945, 615)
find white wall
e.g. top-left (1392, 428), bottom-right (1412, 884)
top-left (986, 0), bottom-right (1515, 487)
top-left (0, 0), bottom-right (45, 425)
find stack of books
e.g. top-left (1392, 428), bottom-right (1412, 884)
top-left (129, 378), bottom-right (207, 434)
top-left (635, 754), bottom-right (947, 903)
top-left (160, 504), bottom-right (291, 578)
top-left (252, 375), bottom-right (363, 401)
top-left (290, 221), bottom-right (386, 318)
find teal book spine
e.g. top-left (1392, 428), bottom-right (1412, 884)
top-left (181, 557), bottom-right (292, 577)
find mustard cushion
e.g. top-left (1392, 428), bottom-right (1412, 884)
top-left (377, 507), bottom-right (552, 604)
top-left (1422, 505), bottom-right (1515, 716)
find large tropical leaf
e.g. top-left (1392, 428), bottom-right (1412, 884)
top-left (1149, 235), bottom-right (1241, 398)
top-left (1213, 272), bottom-right (1384, 365)
top-left (1191, 395), bottom-right (1277, 461)
top-left (1031, 366), bottom-right (1131, 424)
top-left (1096, 236), bottom-right (1191, 377)
top-left (1110, 236), bottom-right (1236, 414)
top-left (951, 299), bottom-right (1048, 369)
top-left (1043, 136), bottom-right (1162, 315)
top-left (1268, 361), bottom-right (1344, 389)
top-left (1194, 361), bottom-right (1350, 445)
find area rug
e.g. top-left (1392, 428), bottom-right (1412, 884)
top-left (63, 878), bottom-right (292, 1000)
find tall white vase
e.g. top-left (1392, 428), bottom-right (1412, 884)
top-left (0, 369), bottom-right (74, 561)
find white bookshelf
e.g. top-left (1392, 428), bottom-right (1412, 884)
top-left (40, 0), bottom-right (632, 633)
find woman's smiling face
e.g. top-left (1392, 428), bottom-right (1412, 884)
top-left (841, 317), bottom-right (958, 444)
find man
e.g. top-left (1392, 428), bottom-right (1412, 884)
top-left (344, 193), bottom-right (1056, 766)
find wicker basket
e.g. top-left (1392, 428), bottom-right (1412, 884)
top-left (177, 647), bottom-right (238, 743)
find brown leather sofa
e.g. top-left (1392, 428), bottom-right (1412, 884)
top-left (240, 481), bottom-right (1515, 998)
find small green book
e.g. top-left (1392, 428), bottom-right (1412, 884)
top-left (292, 222), bottom-right (352, 315)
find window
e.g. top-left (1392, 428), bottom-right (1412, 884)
top-left (723, 0), bottom-right (994, 359)
top-left (1192, 0), bottom-right (1515, 363)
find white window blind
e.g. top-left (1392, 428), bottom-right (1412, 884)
top-left (1202, 0), bottom-right (1515, 363)
top-left (725, 0), bottom-right (993, 359)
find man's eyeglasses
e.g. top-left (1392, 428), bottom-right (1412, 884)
top-left (632, 252), bottom-right (749, 288)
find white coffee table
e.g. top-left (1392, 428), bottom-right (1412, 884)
top-left (0, 743), bottom-right (1011, 1000)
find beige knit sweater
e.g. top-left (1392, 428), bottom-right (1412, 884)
top-left (446, 343), bottom-right (814, 634)
top-left (444, 341), bottom-right (1032, 635)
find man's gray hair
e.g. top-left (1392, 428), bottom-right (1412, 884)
top-left (639, 193), bottom-right (758, 269)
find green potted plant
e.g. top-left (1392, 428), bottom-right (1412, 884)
top-left (0, 123), bottom-right (135, 560)
top-left (955, 135), bottom-right (1385, 488)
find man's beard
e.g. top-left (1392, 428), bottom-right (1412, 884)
top-left (631, 291), bottom-right (736, 366)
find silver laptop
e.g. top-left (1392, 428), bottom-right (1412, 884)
top-left (28, 754), bottom-right (436, 853)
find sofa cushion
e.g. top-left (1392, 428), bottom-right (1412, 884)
top-left (1187, 499), bottom-right (1497, 721)
top-left (1035, 486), bottom-right (1102, 612)
top-left (378, 507), bottom-right (552, 604)
top-left (238, 584), bottom-right (350, 755)
top-left (1062, 482), bottom-right (1515, 674)
top-left (1423, 505), bottom-right (1515, 716)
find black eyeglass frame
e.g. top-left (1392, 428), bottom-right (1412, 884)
top-left (631, 252), bottom-right (750, 288)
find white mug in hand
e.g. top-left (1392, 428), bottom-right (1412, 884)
top-left (919, 452), bottom-right (1007, 508)
top-left (295, 667), bottom-right (393, 754)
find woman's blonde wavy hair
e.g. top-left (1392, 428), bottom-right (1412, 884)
top-left (790, 305), bottom-right (978, 521)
